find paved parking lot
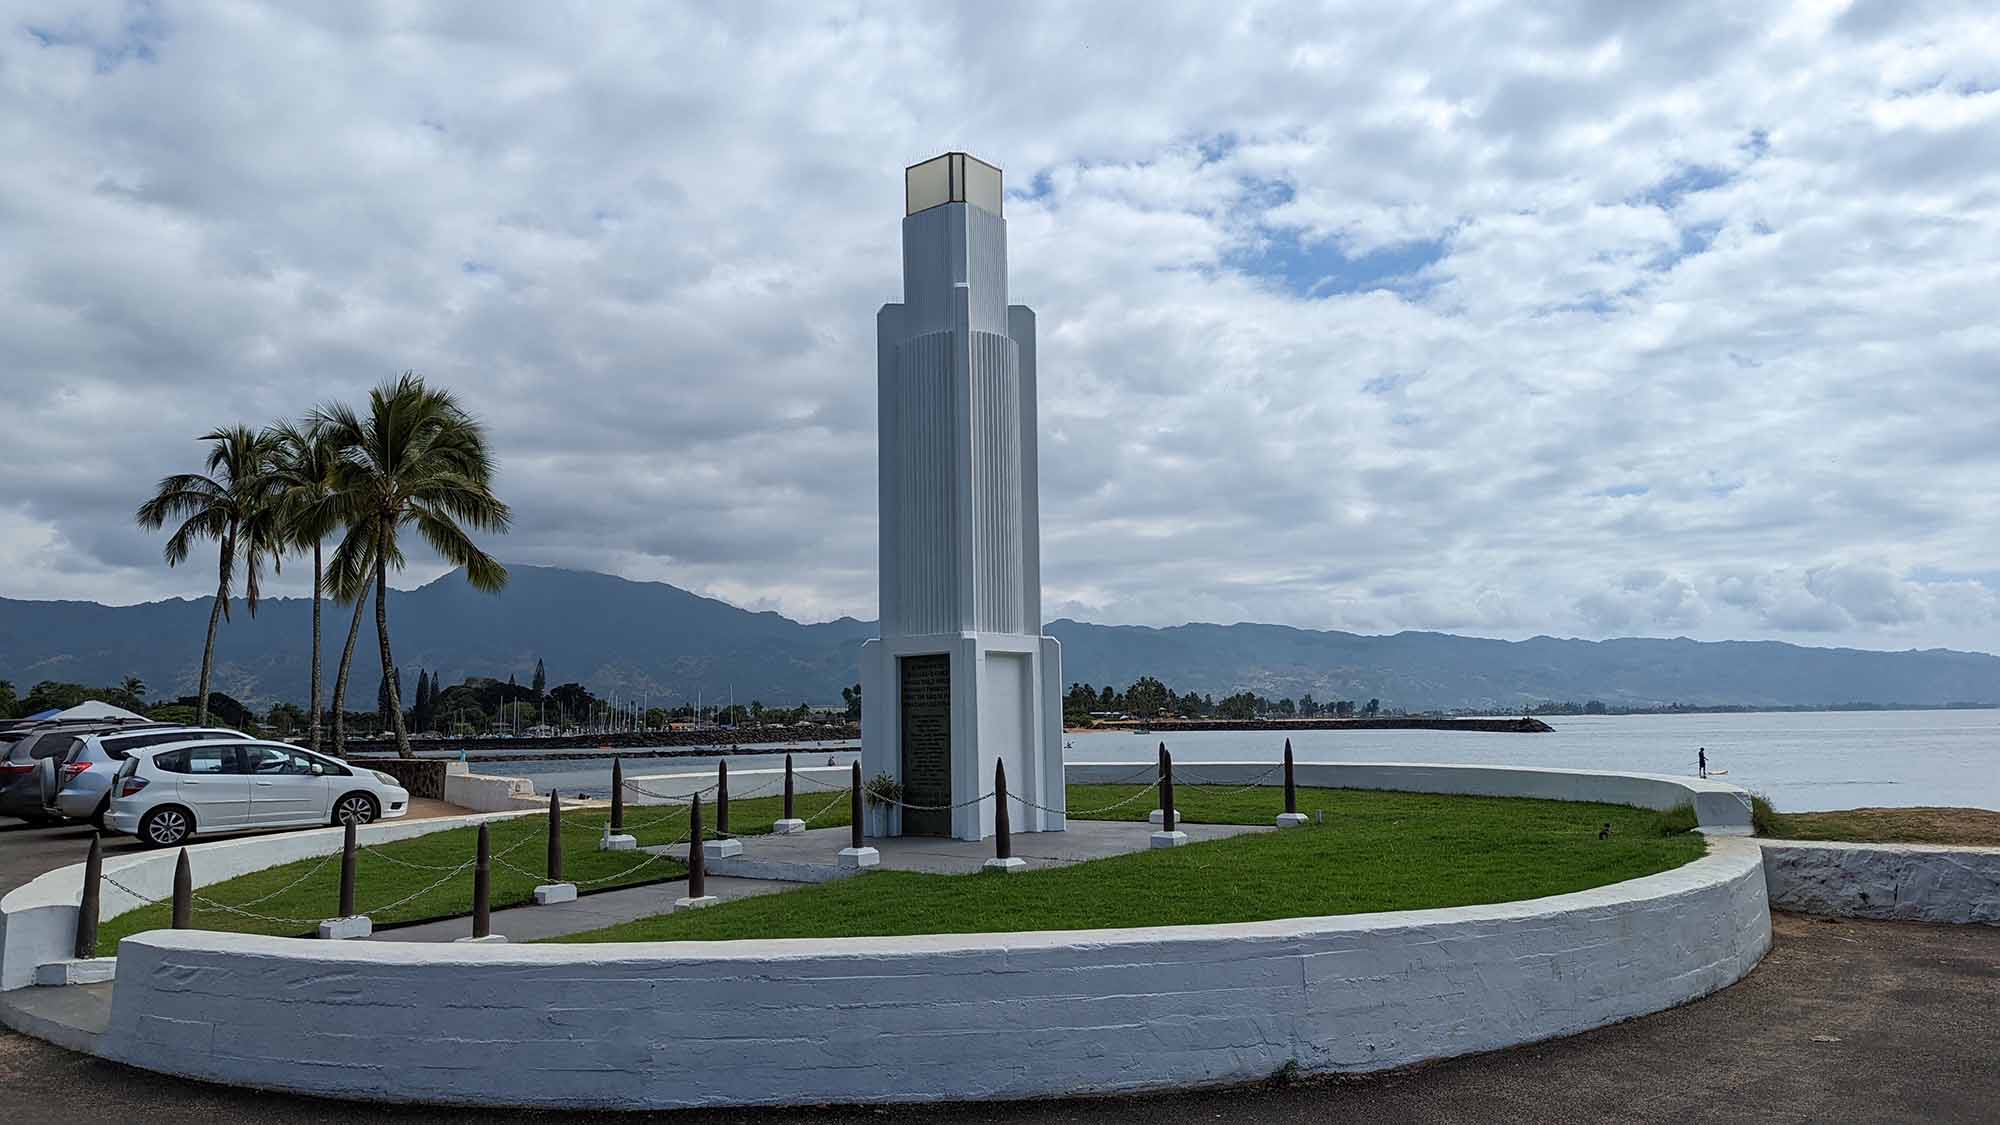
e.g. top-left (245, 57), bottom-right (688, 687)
top-left (0, 798), bottom-right (467, 896)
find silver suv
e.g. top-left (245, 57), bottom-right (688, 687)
top-left (1, 719), bottom-right (163, 825)
top-left (54, 726), bottom-right (246, 827)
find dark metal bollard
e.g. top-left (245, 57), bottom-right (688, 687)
top-left (783, 753), bottom-right (796, 822)
top-left (339, 819), bottom-right (358, 919)
top-left (75, 835), bottom-right (102, 959)
top-left (610, 758), bottom-right (625, 833)
top-left (547, 791), bottom-right (564, 881)
top-left (994, 758), bottom-right (1013, 861)
top-left (172, 847), bottom-right (193, 929)
top-left (471, 823), bottom-right (492, 939)
top-left (1160, 746), bottom-right (1177, 835)
top-left (850, 761), bottom-right (864, 849)
top-left (1283, 738), bottom-right (1298, 816)
top-left (687, 794), bottom-right (707, 900)
top-left (717, 760), bottom-right (731, 837)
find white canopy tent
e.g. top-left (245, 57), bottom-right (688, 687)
top-left (47, 700), bottom-right (149, 721)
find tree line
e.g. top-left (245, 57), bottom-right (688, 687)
top-left (131, 372), bottom-right (510, 759)
top-left (1064, 677), bottom-right (1382, 725)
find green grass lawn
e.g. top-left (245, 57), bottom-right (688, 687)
top-left (548, 786), bottom-right (1707, 944)
top-left (99, 792), bottom-right (849, 944)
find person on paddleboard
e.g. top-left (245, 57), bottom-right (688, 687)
top-left (1698, 747), bottom-right (1708, 779)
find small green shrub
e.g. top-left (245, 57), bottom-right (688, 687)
top-left (1748, 791), bottom-right (1783, 836)
top-left (1656, 802), bottom-right (1699, 835)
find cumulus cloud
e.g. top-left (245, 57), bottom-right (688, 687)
top-left (1, 1), bottom-right (1997, 653)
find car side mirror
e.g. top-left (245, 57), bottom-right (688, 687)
top-left (310, 763), bottom-right (324, 776)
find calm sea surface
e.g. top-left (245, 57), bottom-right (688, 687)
top-left (488, 710), bottom-right (1999, 813)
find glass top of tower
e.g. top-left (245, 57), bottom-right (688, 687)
top-left (906, 153), bottom-right (1002, 217)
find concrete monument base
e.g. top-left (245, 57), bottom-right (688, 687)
top-left (1150, 831), bottom-right (1189, 849)
top-left (703, 838), bottom-right (744, 860)
top-left (453, 934), bottom-right (508, 944)
top-left (34, 958), bottom-right (116, 987)
top-left (533, 883), bottom-right (577, 905)
top-left (770, 818), bottom-right (807, 835)
top-left (982, 856), bottom-right (1027, 874)
top-left (317, 915), bottom-right (372, 940)
top-left (838, 846), bottom-right (881, 870)
top-left (673, 895), bottom-right (719, 911)
top-left (600, 833), bottom-right (637, 852)
top-left (1275, 813), bottom-right (1309, 828)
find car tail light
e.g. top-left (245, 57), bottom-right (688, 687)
top-left (0, 762), bottom-right (30, 777)
top-left (63, 762), bottom-right (91, 779)
top-left (119, 776), bottom-right (150, 798)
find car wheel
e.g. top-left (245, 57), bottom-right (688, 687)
top-left (139, 806), bottom-right (193, 848)
top-left (333, 792), bottom-right (379, 827)
top-left (91, 797), bottom-right (110, 831)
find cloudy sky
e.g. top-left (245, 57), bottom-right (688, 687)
top-left (3, 2), bottom-right (1997, 654)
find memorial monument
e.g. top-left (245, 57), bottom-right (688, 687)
top-left (859, 153), bottom-right (1065, 842)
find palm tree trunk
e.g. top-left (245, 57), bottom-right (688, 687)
top-left (197, 530), bottom-right (234, 728)
top-left (308, 539), bottom-right (323, 754)
top-left (196, 582), bottom-right (224, 728)
top-left (375, 524), bottom-right (412, 758)
top-left (330, 585), bottom-right (370, 757)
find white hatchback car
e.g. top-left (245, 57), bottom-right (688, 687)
top-left (107, 740), bottom-right (410, 847)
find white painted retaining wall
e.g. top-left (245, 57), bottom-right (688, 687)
top-left (101, 838), bottom-right (1769, 1108)
top-left (0, 809), bottom-right (532, 991)
top-left (441, 762), bottom-right (543, 811)
top-left (1760, 840), bottom-right (2000, 925)
top-left (1070, 760), bottom-right (1756, 834)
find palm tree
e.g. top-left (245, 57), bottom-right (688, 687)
top-left (317, 373), bottom-right (511, 758)
top-left (325, 539), bottom-right (373, 757)
top-left (134, 426), bottom-right (283, 727)
top-left (269, 419), bottom-right (345, 754)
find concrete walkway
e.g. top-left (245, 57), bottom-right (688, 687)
top-left (366, 875), bottom-right (804, 943)
top-left (657, 819), bottom-right (1271, 883)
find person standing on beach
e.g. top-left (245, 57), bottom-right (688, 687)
top-left (1697, 747), bottom-right (1708, 779)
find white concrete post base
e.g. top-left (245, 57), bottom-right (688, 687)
top-left (1275, 812), bottom-right (1309, 828)
top-left (453, 934), bottom-right (508, 944)
top-left (34, 957), bottom-right (116, 986)
top-left (673, 895), bottom-right (720, 911)
top-left (1150, 830), bottom-right (1189, 849)
top-left (1147, 809), bottom-right (1180, 825)
top-left (837, 846), bottom-right (881, 870)
top-left (702, 838), bottom-right (744, 860)
top-left (533, 883), bottom-right (577, 905)
top-left (599, 833), bottom-right (638, 852)
top-left (317, 915), bottom-right (373, 940)
top-left (770, 818), bottom-right (807, 836)
top-left (983, 856), bottom-right (1027, 874)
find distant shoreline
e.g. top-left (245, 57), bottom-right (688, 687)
top-left (1073, 717), bottom-right (1554, 735)
top-left (344, 722), bottom-right (860, 759)
top-left (1510, 702), bottom-right (1998, 718)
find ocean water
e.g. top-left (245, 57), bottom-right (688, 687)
top-left (486, 710), bottom-right (2000, 813)
top-left (1067, 709), bottom-right (2000, 813)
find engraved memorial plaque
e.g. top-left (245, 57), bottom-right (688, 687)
top-left (899, 654), bottom-right (952, 836)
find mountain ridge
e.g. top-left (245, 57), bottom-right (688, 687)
top-left (2, 565), bottom-right (1994, 711)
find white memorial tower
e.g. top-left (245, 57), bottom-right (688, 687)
top-left (860, 153), bottom-right (1065, 842)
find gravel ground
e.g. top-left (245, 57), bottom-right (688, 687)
top-left (1, 911), bottom-right (1994, 1123)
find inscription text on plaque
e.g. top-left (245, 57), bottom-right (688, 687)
top-left (898, 654), bottom-right (952, 836)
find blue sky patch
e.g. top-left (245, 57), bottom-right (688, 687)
top-left (1233, 228), bottom-right (1447, 298)
top-left (1638, 165), bottom-right (1731, 210)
